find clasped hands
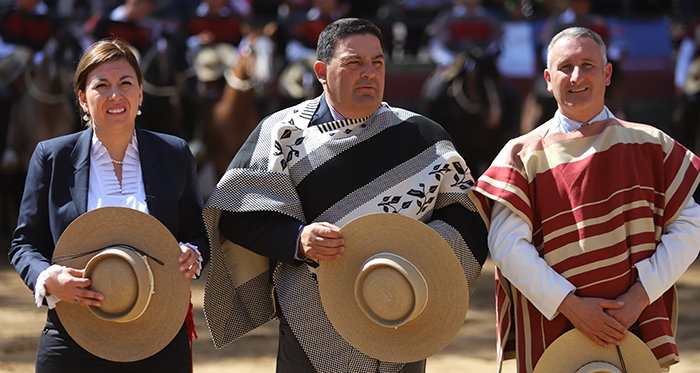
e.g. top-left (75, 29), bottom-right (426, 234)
top-left (558, 281), bottom-right (650, 348)
top-left (44, 245), bottom-right (199, 307)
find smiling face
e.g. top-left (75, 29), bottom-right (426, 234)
top-left (544, 35), bottom-right (612, 123)
top-left (79, 59), bottom-right (143, 138)
top-left (314, 33), bottom-right (385, 119)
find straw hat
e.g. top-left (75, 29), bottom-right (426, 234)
top-left (533, 329), bottom-right (661, 373)
top-left (53, 207), bottom-right (190, 362)
top-left (317, 213), bottom-right (469, 363)
top-left (193, 42), bottom-right (237, 82)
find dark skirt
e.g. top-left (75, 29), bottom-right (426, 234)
top-left (36, 309), bottom-right (192, 373)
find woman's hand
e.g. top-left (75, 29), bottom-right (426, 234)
top-left (178, 245), bottom-right (200, 279)
top-left (44, 267), bottom-right (104, 307)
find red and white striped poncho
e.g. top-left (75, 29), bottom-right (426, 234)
top-left (469, 118), bottom-right (700, 373)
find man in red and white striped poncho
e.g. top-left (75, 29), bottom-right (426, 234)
top-left (469, 26), bottom-right (700, 373)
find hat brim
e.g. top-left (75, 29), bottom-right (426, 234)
top-left (54, 207), bottom-right (190, 362)
top-left (317, 213), bottom-right (469, 363)
top-left (533, 329), bottom-right (660, 373)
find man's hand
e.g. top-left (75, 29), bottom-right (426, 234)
top-left (558, 292), bottom-right (627, 347)
top-left (605, 281), bottom-right (649, 329)
top-left (299, 222), bottom-right (344, 261)
top-left (44, 267), bottom-right (104, 307)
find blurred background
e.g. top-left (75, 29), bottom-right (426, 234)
top-left (2, 1), bottom-right (700, 372)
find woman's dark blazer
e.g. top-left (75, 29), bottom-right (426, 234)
top-left (9, 126), bottom-right (210, 293)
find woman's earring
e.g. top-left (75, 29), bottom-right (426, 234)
top-left (82, 113), bottom-right (90, 122)
top-left (137, 106), bottom-right (142, 116)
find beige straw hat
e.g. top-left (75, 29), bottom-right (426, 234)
top-left (317, 213), bottom-right (469, 363)
top-left (193, 42), bottom-right (237, 82)
top-left (53, 207), bottom-right (190, 362)
top-left (533, 329), bottom-right (661, 373)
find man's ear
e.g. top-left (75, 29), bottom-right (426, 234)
top-left (314, 60), bottom-right (327, 85)
top-left (544, 69), bottom-right (553, 93)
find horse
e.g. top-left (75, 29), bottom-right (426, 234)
top-left (420, 46), bottom-right (519, 177)
top-left (195, 26), bottom-right (277, 184)
top-left (0, 36), bottom-right (81, 237)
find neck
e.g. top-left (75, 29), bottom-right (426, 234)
top-left (93, 125), bottom-right (134, 161)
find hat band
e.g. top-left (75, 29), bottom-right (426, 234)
top-left (52, 244), bottom-right (164, 266)
top-left (576, 361), bottom-right (623, 373)
top-left (354, 252), bottom-right (428, 328)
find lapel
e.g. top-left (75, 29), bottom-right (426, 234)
top-left (309, 94), bottom-right (333, 126)
top-left (69, 127), bottom-right (93, 215)
top-left (136, 128), bottom-right (162, 217)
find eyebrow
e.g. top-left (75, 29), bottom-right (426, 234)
top-left (93, 75), bottom-right (137, 82)
top-left (340, 53), bottom-right (385, 62)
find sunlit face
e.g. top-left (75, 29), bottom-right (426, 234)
top-left (79, 59), bottom-right (143, 137)
top-left (314, 33), bottom-right (385, 119)
top-left (544, 36), bottom-right (611, 123)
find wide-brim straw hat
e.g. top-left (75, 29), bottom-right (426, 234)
top-left (533, 329), bottom-right (661, 373)
top-left (317, 213), bottom-right (469, 363)
top-left (53, 207), bottom-right (190, 362)
top-left (193, 42), bottom-right (237, 82)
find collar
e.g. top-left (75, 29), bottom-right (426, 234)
top-left (91, 129), bottom-right (140, 163)
top-left (549, 106), bottom-right (616, 136)
top-left (324, 95), bottom-right (346, 121)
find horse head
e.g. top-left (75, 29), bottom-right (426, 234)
top-left (445, 46), bottom-right (503, 130)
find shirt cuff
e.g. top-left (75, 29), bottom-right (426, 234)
top-left (35, 264), bottom-right (65, 309)
top-left (294, 225), bottom-right (307, 261)
top-left (180, 242), bottom-right (203, 279)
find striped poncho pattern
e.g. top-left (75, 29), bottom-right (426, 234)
top-left (203, 97), bottom-right (488, 373)
top-left (469, 118), bottom-right (700, 373)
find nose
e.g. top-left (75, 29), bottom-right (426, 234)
top-left (108, 86), bottom-right (122, 100)
top-left (360, 61), bottom-right (378, 79)
top-left (570, 66), bottom-right (582, 84)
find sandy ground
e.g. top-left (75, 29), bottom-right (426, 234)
top-left (1, 256), bottom-right (699, 373)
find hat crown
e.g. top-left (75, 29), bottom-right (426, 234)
top-left (354, 253), bottom-right (428, 328)
top-left (84, 247), bottom-right (154, 323)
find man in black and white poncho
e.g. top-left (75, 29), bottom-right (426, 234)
top-left (202, 18), bottom-right (489, 373)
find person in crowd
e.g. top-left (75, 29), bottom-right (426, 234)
top-left (8, 38), bottom-right (209, 372)
top-left (202, 17), bottom-right (488, 373)
top-left (469, 26), bottom-right (700, 372)
top-left (424, 0), bottom-right (502, 70)
top-left (85, 0), bottom-right (157, 53)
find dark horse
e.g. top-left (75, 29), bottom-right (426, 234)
top-left (421, 47), bottom-right (519, 177)
top-left (137, 33), bottom-right (198, 141)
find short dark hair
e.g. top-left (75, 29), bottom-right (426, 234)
top-left (316, 18), bottom-right (383, 63)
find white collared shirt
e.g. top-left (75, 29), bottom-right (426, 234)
top-left (87, 130), bottom-right (148, 213)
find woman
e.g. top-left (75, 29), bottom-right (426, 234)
top-left (8, 39), bottom-right (209, 372)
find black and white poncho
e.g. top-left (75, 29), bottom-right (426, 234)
top-left (203, 96), bottom-right (488, 373)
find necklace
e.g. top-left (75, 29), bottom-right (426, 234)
top-left (111, 159), bottom-right (124, 165)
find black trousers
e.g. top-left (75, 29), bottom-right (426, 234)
top-left (36, 309), bottom-right (191, 373)
top-left (276, 313), bottom-right (427, 373)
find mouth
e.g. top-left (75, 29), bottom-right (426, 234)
top-left (107, 108), bottom-right (126, 114)
top-left (569, 87), bottom-right (587, 93)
